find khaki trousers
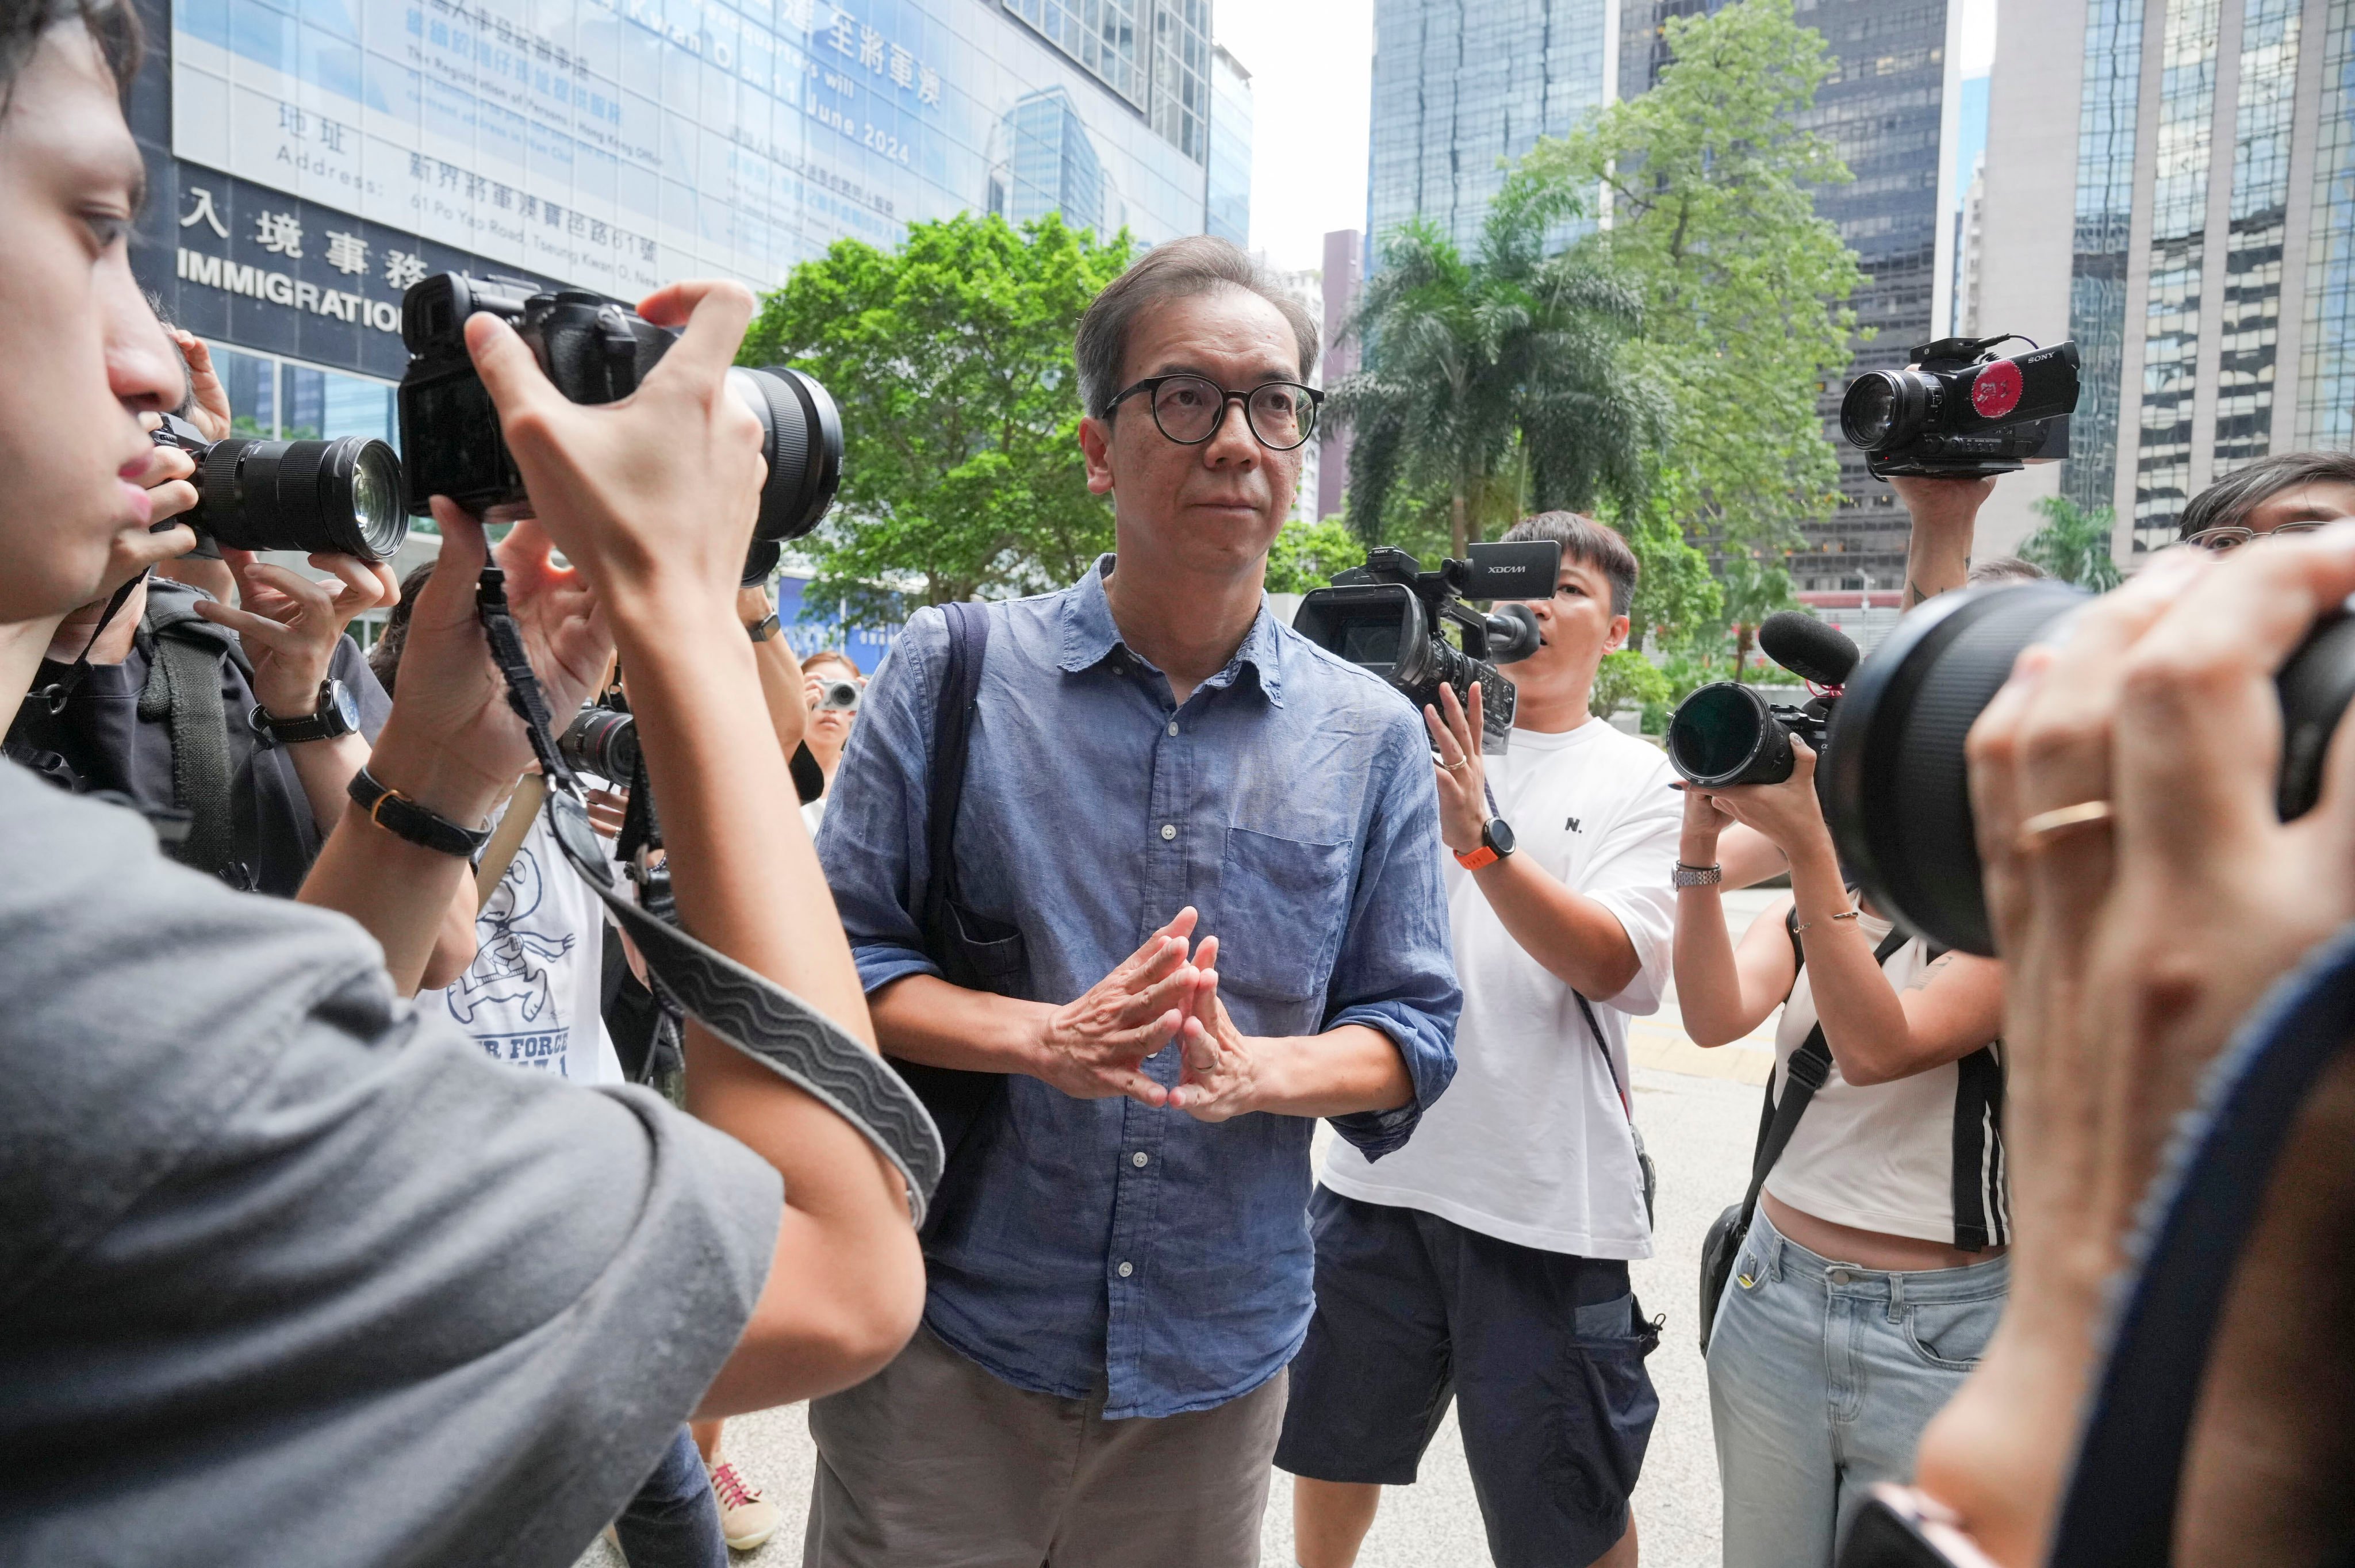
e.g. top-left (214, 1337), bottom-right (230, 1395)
top-left (803, 1325), bottom-right (1287, 1568)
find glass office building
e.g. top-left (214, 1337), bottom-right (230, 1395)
top-left (1365, 0), bottom-right (1614, 264)
top-left (2022, 0), bottom-right (2355, 552)
top-left (1624, 0), bottom-right (1955, 591)
top-left (133, 0), bottom-right (1245, 440)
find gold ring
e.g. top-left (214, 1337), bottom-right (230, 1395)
top-left (1442, 757), bottom-right (1470, 772)
top-left (2016, 799), bottom-right (2114, 849)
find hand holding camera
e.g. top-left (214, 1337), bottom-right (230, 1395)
top-left (191, 549), bottom-right (397, 726)
top-left (1902, 526), bottom-right (2355, 1566)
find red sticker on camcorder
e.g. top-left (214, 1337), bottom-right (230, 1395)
top-left (1971, 359), bottom-right (2023, 420)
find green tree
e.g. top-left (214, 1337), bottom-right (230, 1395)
top-left (1719, 551), bottom-right (1801, 683)
top-left (1334, 179), bottom-right (1669, 558)
top-left (2019, 494), bottom-right (2123, 590)
top-left (740, 213), bottom-right (1133, 623)
top-left (1521, 0), bottom-right (1863, 550)
top-left (1263, 515), bottom-right (1364, 594)
top-left (1590, 648), bottom-right (1674, 719)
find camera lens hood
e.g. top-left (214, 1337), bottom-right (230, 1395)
top-left (196, 435), bottom-right (409, 561)
top-left (1821, 581), bottom-right (2088, 955)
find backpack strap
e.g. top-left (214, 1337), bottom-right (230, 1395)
top-left (1746, 921), bottom-right (1916, 1220)
top-left (922, 602), bottom-right (988, 949)
top-left (135, 589), bottom-right (240, 877)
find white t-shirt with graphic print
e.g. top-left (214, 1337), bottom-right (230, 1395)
top-left (434, 815), bottom-right (622, 1085)
top-left (1321, 718), bottom-right (1681, 1259)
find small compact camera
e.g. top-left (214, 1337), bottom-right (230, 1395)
top-left (1840, 334), bottom-right (2080, 480)
top-left (148, 414), bottom-right (407, 562)
top-left (813, 678), bottom-right (860, 712)
top-left (396, 274), bottom-right (843, 583)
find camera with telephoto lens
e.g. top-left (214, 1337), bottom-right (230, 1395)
top-left (1667, 612), bottom-right (1862, 790)
top-left (147, 414), bottom-right (408, 562)
top-left (1292, 542), bottom-right (1557, 754)
top-left (1841, 335), bottom-right (2081, 480)
top-left (395, 274), bottom-right (843, 584)
top-left (558, 702), bottom-right (638, 784)
top-left (1820, 582), bottom-right (2355, 956)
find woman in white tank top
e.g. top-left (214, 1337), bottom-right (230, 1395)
top-left (1670, 744), bottom-right (2008, 1568)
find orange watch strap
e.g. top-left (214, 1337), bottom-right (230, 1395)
top-left (1455, 844), bottom-right (1500, 870)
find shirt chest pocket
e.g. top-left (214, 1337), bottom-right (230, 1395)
top-left (1214, 823), bottom-right (1354, 1012)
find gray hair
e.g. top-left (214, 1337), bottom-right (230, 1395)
top-left (1967, 554), bottom-right (2046, 585)
top-left (1074, 236), bottom-right (1319, 419)
top-left (1499, 511), bottom-right (1639, 618)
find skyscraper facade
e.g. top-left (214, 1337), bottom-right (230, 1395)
top-left (1365, 0), bottom-right (1617, 265)
top-left (1972, 0), bottom-right (2354, 558)
top-left (136, 0), bottom-right (1245, 448)
top-left (1622, 0), bottom-right (1960, 591)
top-left (1206, 43), bottom-right (1251, 244)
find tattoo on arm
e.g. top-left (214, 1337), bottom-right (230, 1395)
top-left (1906, 578), bottom-right (1944, 609)
top-left (1904, 952), bottom-right (1958, 992)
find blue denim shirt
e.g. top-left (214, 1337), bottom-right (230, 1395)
top-left (816, 556), bottom-right (1459, 1418)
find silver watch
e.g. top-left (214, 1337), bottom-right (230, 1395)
top-left (1673, 861), bottom-right (1724, 888)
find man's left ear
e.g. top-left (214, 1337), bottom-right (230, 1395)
top-left (1605, 614), bottom-right (1632, 655)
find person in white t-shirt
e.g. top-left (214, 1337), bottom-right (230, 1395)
top-left (1279, 512), bottom-right (1676, 1568)
top-left (797, 647), bottom-right (862, 838)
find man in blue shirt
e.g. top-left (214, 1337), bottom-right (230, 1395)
top-left (810, 236), bottom-right (1462, 1567)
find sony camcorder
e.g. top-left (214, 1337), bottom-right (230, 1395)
top-left (1840, 335), bottom-right (2080, 480)
top-left (1292, 542), bottom-right (1556, 753)
top-left (396, 274), bottom-right (843, 584)
top-left (147, 414), bottom-right (407, 562)
top-left (1820, 583), bottom-right (2355, 956)
top-left (1666, 612), bottom-right (1861, 790)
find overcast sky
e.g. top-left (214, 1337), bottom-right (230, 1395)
top-left (1216, 0), bottom-right (1997, 278)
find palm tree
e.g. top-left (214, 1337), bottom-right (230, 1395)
top-left (1332, 177), bottom-right (1669, 557)
top-left (1719, 551), bottom-right (1799, 684)
top-left (2019, 494), bottom-right (2123, 590)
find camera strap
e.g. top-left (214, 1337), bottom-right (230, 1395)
top-left (472, 563), bottom-right (944, 1225)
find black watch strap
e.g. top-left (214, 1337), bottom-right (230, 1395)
top-left (251, 680), bottom-right (355, 744)
top-left (347, 766), bottom-right (492, 858)
top-left (746, 611), bottom-right (782, 642)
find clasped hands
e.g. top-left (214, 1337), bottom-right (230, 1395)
top-left (1033, 907), bottom-right (1264, 1122)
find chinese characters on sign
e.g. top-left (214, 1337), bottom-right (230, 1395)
top-left (826, 5), bottom-right (943, 105)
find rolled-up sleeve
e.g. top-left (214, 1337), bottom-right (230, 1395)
top-left (814, 610), bottom-right (945, 996)
top-left (1321, 711), bottom-right (1460, 1159)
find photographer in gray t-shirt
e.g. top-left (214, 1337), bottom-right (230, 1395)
top-left (0, 7), bottom-right (922, 1563)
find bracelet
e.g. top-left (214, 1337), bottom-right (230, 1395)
top-left (347, 766), bottom-right (493, 859)
top-left (1673, 861), bottom-right (1723, 889)
top-left (1792, 907), bottom-right (1861, 934)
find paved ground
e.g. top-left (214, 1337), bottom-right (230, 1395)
top-left (580, 891), bottom-right (1787, 1568)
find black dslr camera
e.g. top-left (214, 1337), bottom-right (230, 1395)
top-left (147, 415), bottom-right (408, 562)
top-left (1292, 541), bottom-right (1556, 753)
top-left (1666, 612), bottom-right (1861, 789)
top-left (1841, 335), bottom-right (2080, 480)
top-left (396, 274), bottom-right (843, 583)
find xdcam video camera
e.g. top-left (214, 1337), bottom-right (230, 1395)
top-left (1292, 541), bottom-right (1558, 753)
top-left (1821, 584), bottom-right (2355, 956)
top-left (1840, 335), bottom-right (2080, 480)
top-left (1667, 612), bottom-right (1861, 789)
top-left (148, 415), bottom-right (407, 562)
top-left (396, 274), bottom-right (843, 583)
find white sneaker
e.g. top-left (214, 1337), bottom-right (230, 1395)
top-left (707, 1459), bottom-right (781, 1552)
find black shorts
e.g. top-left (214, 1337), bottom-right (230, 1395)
top-left (1275, 1186), bottom-right (1661, 1568)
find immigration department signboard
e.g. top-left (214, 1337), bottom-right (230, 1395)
top-left (169, 0), bottom-right (1213, 299)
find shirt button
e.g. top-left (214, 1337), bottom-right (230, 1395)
top-left (1159, 823), bottom-right (1176, 841)
top-left (1132, 1151), bottom-right (1149, 1167)
top-left (1117, 1261), bottom-right (1134, 1278)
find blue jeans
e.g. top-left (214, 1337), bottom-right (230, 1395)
top-left (1705, 1205), bottom-right (2009, 1568)
top-left (612, 1426), bottom-right (726, 1568)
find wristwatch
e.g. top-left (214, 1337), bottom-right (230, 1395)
top-left (251, 678), bottom-right (359, 745)
top-left (1674, 861), bottom-right (1724, 888)
top-left (746, 611), bottom-right (782, 642)
top-left (1455, 817), bottom-right (1516, 870)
